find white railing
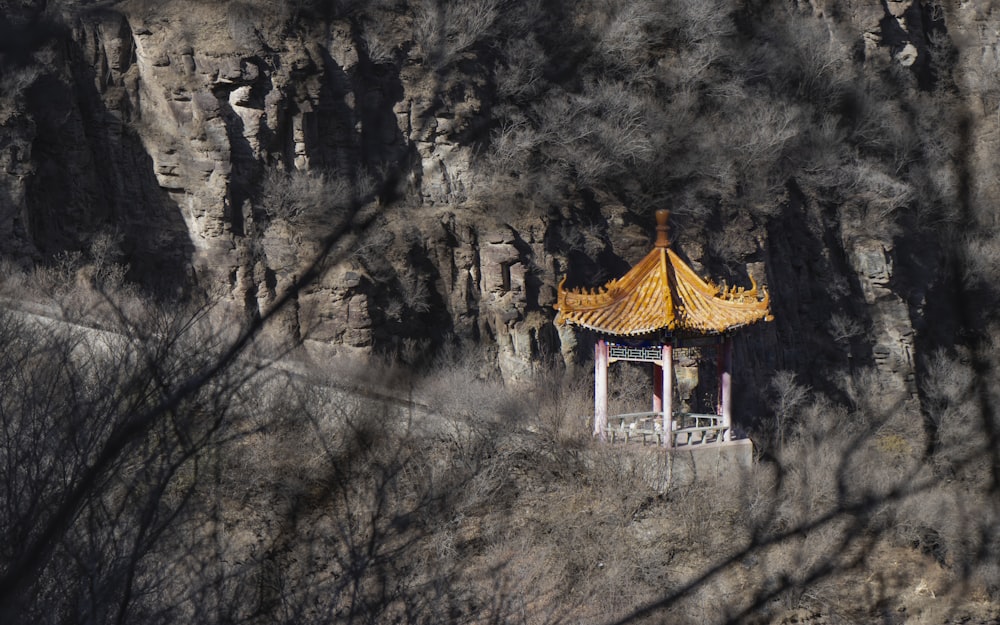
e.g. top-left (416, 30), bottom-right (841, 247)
top-left (607, 411), bottom-right (665, 444)
top-left (602, 412), bottom-right (731, 447)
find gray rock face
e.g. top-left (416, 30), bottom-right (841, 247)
top-left (26, 3), bottom-right (559, 378)
top-left (848, 239), bottom-right (915, 392)
top-left (0, 0), bottom-right (987, 403)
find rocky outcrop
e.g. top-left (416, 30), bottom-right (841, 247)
top-left (0, 0), bottom-right (993, 406)
top-left (848, 238), bottom-right (915, 393)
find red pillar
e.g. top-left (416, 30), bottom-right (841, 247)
top-left (653, 362), bottom-right (663, 413)
top-left (716, 340), bottom-right (724, 416)
top-left (594, 339), bottom-right (608, 440)
top-left (663, 343), bottom-right (673, 448)
top-left (720, 336), bottom-right (733, 442)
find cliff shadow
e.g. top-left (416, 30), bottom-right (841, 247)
top-left (755, 181), bottom-right (877, 420)
top-left (23, 13), bottom-right (195, 298)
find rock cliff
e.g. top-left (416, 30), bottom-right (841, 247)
top-left (2, 0), bottom-right (999, 421)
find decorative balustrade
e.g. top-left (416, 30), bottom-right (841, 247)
top-left (602, 412), bottom-right (732, 447)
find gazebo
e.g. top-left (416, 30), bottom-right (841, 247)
top-left (554, 209), bottom-right (772, 447)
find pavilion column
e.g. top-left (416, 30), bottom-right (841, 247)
top-left (720, 336), bottom-right (733, 442)
top-left (594, 339), bottom-right (609, 441)
top-left (662, 343), bottom-right (673, 448)
top-left (652, 363), bottom-right (663, 413)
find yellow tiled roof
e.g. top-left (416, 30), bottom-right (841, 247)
top-left (554, 210), bottom-right (772, 336)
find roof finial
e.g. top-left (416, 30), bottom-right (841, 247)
top-left (655, 209), bottom-right (670, 248)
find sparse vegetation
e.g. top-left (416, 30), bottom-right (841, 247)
top-left (3, 0), bottom-right (1000, 623)
top-left (259, 168), bottom-right (357, 227)
top-left (3, 274), bottom-right (999, 624)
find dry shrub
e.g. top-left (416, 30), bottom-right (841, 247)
top-left (732, 358), bottom-right (1000, 621)
top-left (921, 347), bottom-right (994, 483)
top-left (414, 0), bottom-right (502, 68)
top-left (495, 35), bottom-right (546, 101)
top-left (259, 168), bottom-right (357, 227)
top-left (0, 257), bottom-right (29, 294)
top-left (608, 360), bottom-right (654, 416)
top-left (531, 370), bottom-right (592, 444)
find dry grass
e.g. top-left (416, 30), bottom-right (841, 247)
top-left (149, 352), bottom-right (998, 625)
top-left (1, 284), bottom-right (999, 625)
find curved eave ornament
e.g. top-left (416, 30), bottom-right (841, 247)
top-left (553, 209), bottom-right (773, 336)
